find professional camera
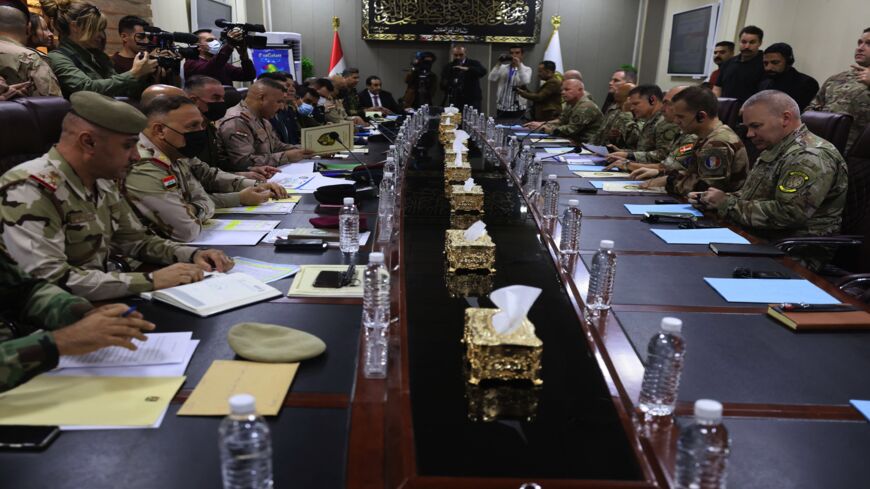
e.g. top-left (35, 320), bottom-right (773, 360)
top-left (215, 18), bottom-right (267, 49)
top-left (412, 51), bottom-right (436, 77)
top-left (137, 27), bottom-right (199, 69)
top-left (498, 53), bottom-right (513, 63)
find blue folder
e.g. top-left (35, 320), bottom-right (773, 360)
top-left (625, 204), bottom-right (702, 217)
top-left (651, 228), bottom-right (749, 245)
top-left (704, 278), bottom-right (841, 304)
top-left (850, 400), bottom-right (870, 422)
top-left (568, 165), bottom-right (609, 172)
top-left (589, 180), bottom-right (643, 189)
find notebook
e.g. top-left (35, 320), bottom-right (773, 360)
top-left (150, 273), bottom-right (281, 317)
top-left (766, 305), bottom-right (870, 331)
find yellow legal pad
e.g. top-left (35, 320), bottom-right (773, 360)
top-left (178, 360), bottom-right (298, 416)
top-left (0, 376), bottom-right (185, 426)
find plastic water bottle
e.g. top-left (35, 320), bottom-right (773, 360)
top-left (586, 240), bottom-right (617, 313)
top-left (541, 174), bottom-right (560, 218)
top-left (559, 199), bottom-right (583, 254)
top-left (218, 394), bottom-right (273, 489)
top-left (377, 173), bottom-right (395, 243)
top-left (384, 156), bottom-right (397, 175)
top-left (339, 197), bottom-right (359, 253)
top-left (524, 157), bottom-right (542, 196)
top-left (363, 252), bottom-right (391, 378)
top-left (675, 399), bottom-right (731, 489)
top-left (638, 317), bottom-right (685, 417)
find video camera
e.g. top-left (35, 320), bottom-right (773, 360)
top-left (498, 53), bottom-right (513, 63)
top-left (137, 27), bottom-right (199, 70)
top-left (412, 51), bottom-right (436, 77)
top-left (215, 18), bottom-right (267, 49)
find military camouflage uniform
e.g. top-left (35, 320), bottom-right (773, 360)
top-left (324, 97), bottom-right (349, 124)
top-left (0, 250), bottom-right (91, 392)
top-left (806, 69), bottom-right (870, 154)
top-left (124, 135), bottom-right (220, 242)
top-left (628, 110), bottom-right (680, 163)
top-left (342, 89), bottom-right (362, 117)
top-left (550, 97), bottom-right (603, 145)
top-left (594, 104), bottom-right (639, 148)
top-left (667, 122), bottom-right (748, 195)
top-left (189, 159), bottom-right (258, 208)
top-left (715, 124), bottom-right (848, 242)
top-left (659, 131), bottom-right (699, 172)
top-left (0, 148), bottom-right (198, 301)
top-left (217, 100), bottom-right (300, 171)
top-left (0, 35), bottom-right (61, 97)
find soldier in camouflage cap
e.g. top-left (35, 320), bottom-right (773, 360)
top-left (0, 249), bottom-right (156, 392)
top-left (806, 27), bottom-right (870, 154)
top-left (631, 86), bottom-right (747, 195)
top-left (124, 92), bottom-right (286, 241)
top-left (607, 84), bottom-right (681, 164)
top-left (529, 79), bottom-right (602, 145)
top-left (690, 90), bottom-right (848, 267)
top-left (0, 5), bottom-right (61, 97)
top-left (0, 91), bottom-right (234, 301)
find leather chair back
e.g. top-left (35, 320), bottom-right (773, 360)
top-left (236, 87), bottom-right (249, 101)
top-left (223, 85), bottom-right (242, 109)
top-left (802, 111), bottom-right (853, 157)
top-left (845, 125), bottom-right (870, 269)
top-left (0, 101), bottom-right (46, 173)
top-left (14, 97), bottom-right (71, 151)
top-left (717, 97), bottom-right (740, 132)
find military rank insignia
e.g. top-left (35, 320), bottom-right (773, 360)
top-left (162, 175), bottom-right (178, 189)
top-left (777, 170), bottom-right (810, 193)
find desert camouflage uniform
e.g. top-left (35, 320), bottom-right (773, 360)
top-left (0, 148), bottom-right (198, 301)
top-left (628, 110), bottom-right (680, 163)
top-left (667, 122), bottom-right (748, 195)
top-left (594, 104), bottom-right (639, 148)
top-left (0, 250), bottom-right (91, 392)
top-left (659, 131), bottom-right (699, 172)
top-left (217, 100), bottom-right (300, 171)
top-left (188, 159), bottom-right (257, 209)
top-left (806, 69), bottom-right (870, 154)
top-left (715, 124), bottom-right (848, 242)
top-left (551, 96), bottom-right (603, 145)
top-left (123, 135), bottom-right (218, 242)
top-left (0, 35), bottom-right (61, 97)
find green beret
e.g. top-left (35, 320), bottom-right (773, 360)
top-left (227, 323), bottom-right (326, 363)
top-left (69, 91), bottom-right (147, 135)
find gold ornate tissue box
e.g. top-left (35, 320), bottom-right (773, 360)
top-left (450, 184), bottom-right (484, 212)
top-left (440, 113), bottom-right (461, 125)
top-left (444, 150), bottom-right (469, 164)
top-left (465, 382), bottom-right (540, 422)
top-left (444, 161), bottom-right (472, 185)
top-left (445, 269), bottom-right (494, 298)
top-left (463, 308), bottom-right (543, 385)
top-left (450, 211), bottom-right (484, 230)
top-left (445, 229), bottom-right (495, 272)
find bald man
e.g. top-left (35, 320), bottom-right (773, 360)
top-left (563, 69), bottom-right (583, 81)
top-left (537, 79), bottom-right (603, 145)
top-left (217, 78), bottom-right (312, 171)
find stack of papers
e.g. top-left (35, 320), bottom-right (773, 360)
top-left (601, 182), bottom-right (666, 194)
top-left (203, 219), bottom-right (280, 231)
top-left (287, 265), bottom-right (365, 298)
top-left (213, 202), bottom-right (297, 215)
top-left (188, 230), bottom-right (268, 246)
top-left (625, 204), bottom-right (702, 216)
top-left (651, 228), bottom-right (750, 245)
top-left (228, 257), bottom-right (300, 283)
top-left (704, 278), bottom-right (841, 304)
top-left (150, 273), bottom-right (282, 316)
top-left (590, 180), bottom-right (643, 189)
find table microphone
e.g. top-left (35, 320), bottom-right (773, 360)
top-left (374, 122), bottom-right (396, 144)
top-left (506, 121), bottom-right (552, 171)
top-left (328, 132), bottom-right (378, 197)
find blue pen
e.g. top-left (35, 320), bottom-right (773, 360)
top-left (121, 305), bottom-right (137, 318)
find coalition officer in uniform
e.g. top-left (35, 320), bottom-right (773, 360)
top-left (0, 92), bottom-right (233, 301)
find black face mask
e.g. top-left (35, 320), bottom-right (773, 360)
top-left (165, 125), bottom-right (209, 158)
top-left (203, 101), bottom-right (227, 121)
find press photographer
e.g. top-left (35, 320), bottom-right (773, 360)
top-left (114, 18), bottom-right (198, 87)
top-left (185, 19), bottom-right (262, 85)
top-left (488, 45), bottom-right (531, 119)
top-left (402, 50), bottom-right (437, 109)
top-left (440, 45), bottom-right (486, 110)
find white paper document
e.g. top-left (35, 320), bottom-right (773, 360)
top-left (58, 332), bottom-right (192, 368)
top-left (50, 340), bottom-right (199, 379)
top-left (263, 228), bottom-right (371, 245)
top-left (151, 273), bottom-right (282, 317)
top-left (188, 230), bottom-right (268, 246)
top-left (270, 169), bottom-right (350, 194)
top-left (229, 257), bottom-right (301, 283)
top-left (214, 202), bottom-right (297, 215)
top-left (203, 219), bottom-right (281, 231)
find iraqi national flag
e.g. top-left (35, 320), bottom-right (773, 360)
top-left (328, 30), bottom-right (346, 77)
top-left (543, 28), bottom-right (563, 75)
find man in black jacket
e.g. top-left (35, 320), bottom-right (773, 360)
top-left (359, 76), bottom-right (401, 115)
top-left (757, 43), bottom-right (819, 111)
top-left (441, 45), bottom-right (486, 110)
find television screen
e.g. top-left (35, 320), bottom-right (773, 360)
top-left (252, 49), bottom-right (292, 76)
top-left (667, 5), bottom-right (716, 76)
top-left (192, 0), bottom-right (232, 34)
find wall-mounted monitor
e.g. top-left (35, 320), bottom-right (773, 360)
top-left (667, 3), bottom-right (720, 77)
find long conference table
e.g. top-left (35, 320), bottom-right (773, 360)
top-left (2, 116), bottom-right (870, 488)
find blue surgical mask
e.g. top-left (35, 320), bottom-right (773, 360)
top-left (207, 40), bottom-right (222, 55)
top-left (298, 103), bottom-right (314, 116)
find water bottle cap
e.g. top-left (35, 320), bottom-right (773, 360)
top-left (389, 145), bottom-right (396, 149)
top-left (383, 172), bottom-right (394, 178)
top-left (343, 197), bottom-right (355, 205)
top-left (548, 174), bottom-right (558, 180)
top-left (599, 239), bottom-right (614, 249)
top-left (661, 317), bottom-right (682, 333)
top-left (694, 399), bottom-right (723, 421)
top-left (228, 393), bottom-right (256, 415)
top-left (369, 252), bottom-right (385, 263)
top-left (568, 199), bottom-right (579, 206)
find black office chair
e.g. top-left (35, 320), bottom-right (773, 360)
top-left (717, 97), bottom-right (740, 132)
top-left (223, 85), bottom-right (242, 108)
top-left (802, 111), bottom-right (853, 157)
